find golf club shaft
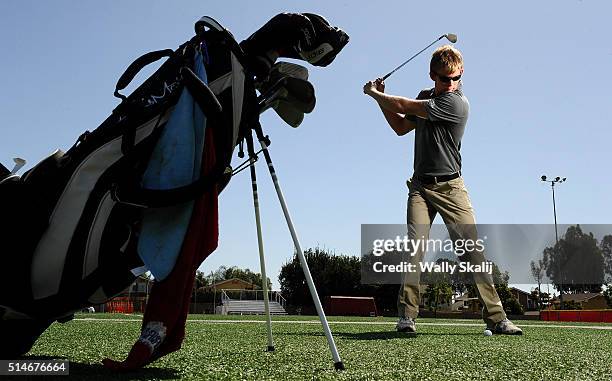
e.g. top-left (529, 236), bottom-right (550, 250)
top-left (246, 132), bottom-right (275, 351)
top-left (255, 131), bottom-right (344, 370)
top-left (382, 35), bottom-right (445, 80)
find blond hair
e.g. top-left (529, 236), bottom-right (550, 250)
top-left (430, 45), bottom-right (463, 74)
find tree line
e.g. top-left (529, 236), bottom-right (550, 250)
top-left (530, 225), bottom-right (612, 309)
top-left (190, 224), bottom-right (612, 313)
top-left (278, 247), bottom-right (524, 315)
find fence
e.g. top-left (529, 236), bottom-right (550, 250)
top-left (220, 289), bottom-right (286, 309)
top-left (104, 296), bottom-right (147, 313)
top-left (540, 309), bottom-right (612, 323)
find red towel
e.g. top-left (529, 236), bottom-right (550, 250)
top-left (103, 126), bottom-right (219, 372)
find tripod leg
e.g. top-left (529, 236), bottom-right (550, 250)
top-left (245, 132), bottom-right (275, 352)
top-left (254, 131), bottom-right (344, 370)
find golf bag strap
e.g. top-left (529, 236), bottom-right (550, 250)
top-left (195, 16), bottom-right (247, 62)
top-left (114, 49), bottom-right (175, 101)
top-left (112, 164), bottom-right (230, 208)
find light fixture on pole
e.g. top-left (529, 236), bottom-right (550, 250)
top-left (541, 175), bottom-right (566, 309)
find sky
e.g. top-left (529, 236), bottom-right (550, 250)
top-left (1, 1), bottom-right (611, 292)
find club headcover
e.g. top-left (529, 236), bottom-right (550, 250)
top-left (297, 13), bottom-right (349, 67)
top-left (240, 13), bottom-right (349, 81)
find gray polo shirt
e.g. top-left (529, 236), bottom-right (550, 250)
top-left (406, 85), bottom-right (469, 176)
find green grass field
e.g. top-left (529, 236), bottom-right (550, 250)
top-left (24, 314), bottom-right (612, 380)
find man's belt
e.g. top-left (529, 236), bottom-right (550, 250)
top-left (414, 172), bottom-right (461, 185)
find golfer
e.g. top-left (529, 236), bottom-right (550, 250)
top-left (363, 45), bottom-right (522, 335)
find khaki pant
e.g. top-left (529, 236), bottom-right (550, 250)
top-left (397, 176), bottom-right (506, 325)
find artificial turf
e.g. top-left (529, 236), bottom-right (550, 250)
top-left (21, 314), bottom-right (612, 380)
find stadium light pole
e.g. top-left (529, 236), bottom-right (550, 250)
top-left (541, 175), bottom-right (567, 309)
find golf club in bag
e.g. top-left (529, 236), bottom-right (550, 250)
top-left (382, 33), bottom-right (457, 80)
top-left (0, 12), bottom-right (349, 370)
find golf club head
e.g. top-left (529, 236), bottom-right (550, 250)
top-left (257, 76), bottom-right (316, 128)
top-left (10, 158), bottom-right (26, 174)
top-left (445, 33), bottom-right (458, 43)
top-left (279, 77), bottom-right (315, 113)
top-left (257, 61), bottom-right (309, 98)
top-left (272, 101), bottom-right (305, 128)
top-left (255, 61), bottom-right (309, 90)
top-left (272, 61), bottom-right (309, 81)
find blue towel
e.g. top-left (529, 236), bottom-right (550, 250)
top-left (137, 51), bottom-right (207, 281)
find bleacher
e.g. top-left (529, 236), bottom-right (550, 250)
top-left (224, 300), bottom-right (287, 315)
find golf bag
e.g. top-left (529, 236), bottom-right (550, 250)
top-left (0, 18), bottom-right (250, 323)
top-left (0, 12), bottom-right (348, 359)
